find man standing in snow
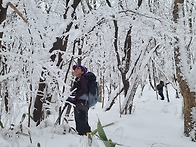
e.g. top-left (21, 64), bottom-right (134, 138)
top-left (68, 65), bottom-right (91, 135)
top-left (156, 81), bottom-right (164, 100)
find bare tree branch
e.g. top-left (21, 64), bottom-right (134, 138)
top-left (7, 2), bottom-right (28, 24)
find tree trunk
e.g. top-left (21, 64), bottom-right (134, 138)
top-left (32, 77), bottom-right (47, 125)
top-left (111, 19), bottom-right (132, 112)
top-left (138, 0), bottom-right (143, 8)
top-left (32, 0), bottom-right (82, 125)
top-left (121, 76), bottom-right (139, 114)
top-left (0, 1), bottom-right (9, 113)
top-left (113, 19), bottom-right (131, 96)
top-left (175, 44), bottom-right (196, 140)
top-left (122, 74), bottom-right (129, 96)
top-left (180, 79), bottom-right (196, 139)
top-left (0, 0), bottom-right (7, 25)
top-left (101, 75), bottom-right (105, 108)
top-left (173, 0), bottom-right (196, 141)
top-left (165, 84), bottom-right (170, 102)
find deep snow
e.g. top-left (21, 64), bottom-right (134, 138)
top-left (1, 84), bottom-right (196, 147)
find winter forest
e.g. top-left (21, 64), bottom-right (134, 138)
top-left (0, 0), bottom-right (196, 146)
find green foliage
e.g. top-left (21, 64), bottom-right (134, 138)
top-left (20, 113), bottom-right (26, 123)
top-left (20, 113), bottom-right (33, 123)
top-left (97, 119), bottom-right (108, 141)
top-left (91, 121), bottom-right (115, 135)
top-left (88, 119), bottom-right (122, 147)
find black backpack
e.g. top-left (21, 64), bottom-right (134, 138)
top-left (84, 72), bottom-right (99, 107)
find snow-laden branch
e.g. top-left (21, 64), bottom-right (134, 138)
top-left (0, 71), bottom-right (18, 82)
top-left (0, 52), bottom-right (32, 62)
top-left (151, 58), bottom-right (178, 91)
top-left (138, 44), bottom-right (159, 74)
top-left (120, 44), bottom-right (160, 114)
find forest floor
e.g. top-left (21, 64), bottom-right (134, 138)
top-left (1, 84), bottom-right (196, 147)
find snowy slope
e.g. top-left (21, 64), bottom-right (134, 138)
top-left (0, 85), bottom-right (196, 147)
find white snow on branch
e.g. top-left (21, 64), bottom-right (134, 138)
top-left (0, 71), bottom-right (18, 82)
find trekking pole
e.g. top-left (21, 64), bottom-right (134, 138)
top-left (54, 90), bottom-right (76, 125)
top-left (54, 103), bottom-right (69, 125)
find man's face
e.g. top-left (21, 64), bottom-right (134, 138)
top-left (73, 67), bottom-right (84, 77)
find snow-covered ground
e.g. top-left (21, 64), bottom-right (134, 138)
top-left (1, 85), bottom-right (196, 147)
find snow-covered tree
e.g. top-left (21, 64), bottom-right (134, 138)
top-left (172, 0), bottom-right (196, 141)
top-left (0, 0), bottom-right (196, 142)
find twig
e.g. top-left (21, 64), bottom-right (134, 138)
top-left (7, 2), bottom-right (28, 24)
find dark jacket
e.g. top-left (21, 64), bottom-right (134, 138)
top-left (71, 76), bottom-right (88, 101)
top-left (156, 82), bottom-right (164, 93)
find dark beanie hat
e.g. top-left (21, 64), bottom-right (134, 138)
top-left (72, 65), bottom-right (87, 74)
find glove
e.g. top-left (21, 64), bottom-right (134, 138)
top-left (66, 97), bottom-right (75, 104)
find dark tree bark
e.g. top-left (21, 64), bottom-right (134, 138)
top-left (113, 19), bottom-right (131, 97)
top-left (32, 75), bottom-right (47, 124)
top-left (0, 0), bottom-right (7, 24)
top-left (0, 0), bottom-right (8, 49)
top-left (105, 0), bottom-right (111, 7)
top-left (106, 19), bottom-right (132, 113)
top-left (33, 0), bottom-right (81, 125)
top-left (0, 0), bottom-right (8, 113)
top-left (173, 0), bottom-right (196, 141)
top-left (138, 0), bottom-right (143, 7)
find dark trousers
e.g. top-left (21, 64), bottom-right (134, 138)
top-left (159, 92), bottom-right (164, 100)
top-left (74, 103), bottom-right (91, 135)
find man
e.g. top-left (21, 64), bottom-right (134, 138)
top-left (69, 65), bottom-right (91, 135)
top-left (156, 81), bottom-right (164, 100)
